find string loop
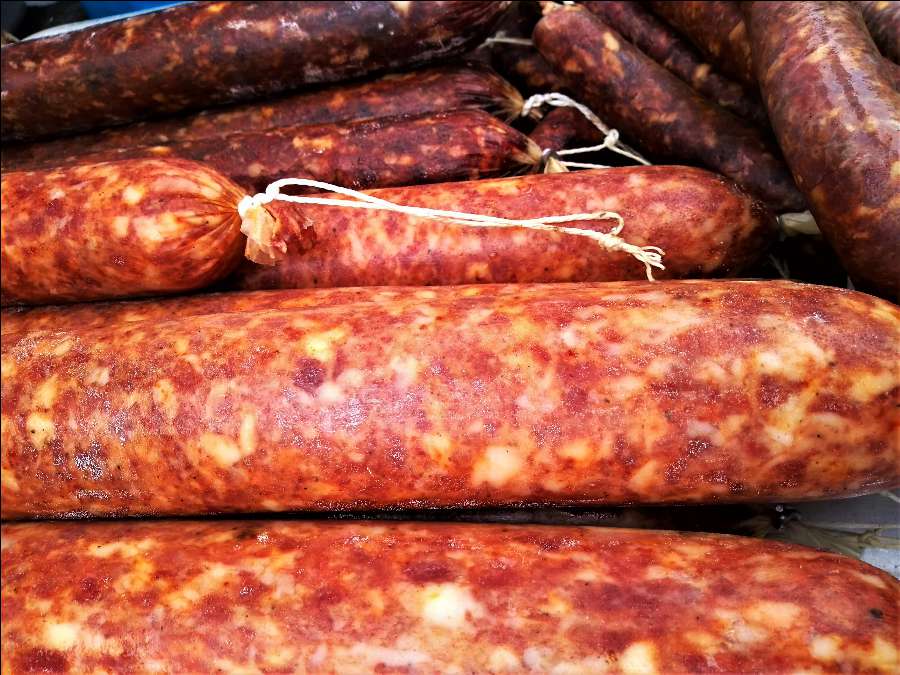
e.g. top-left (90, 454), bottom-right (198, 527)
top-left (522, 92), bottom-right (651, 166)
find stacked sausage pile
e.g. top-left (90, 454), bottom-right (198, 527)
top-left (1, 1), bottom-right (898, 672)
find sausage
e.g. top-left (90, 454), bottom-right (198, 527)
top-left (3, 162), bottom-right (775, 330)
top-left (0, 158), bottom-right (307, 306)
top-left (648, 1), bottom-right (756, 87)
top-left (533, 6), bottom-right (804, 212)
top-left (0, 288), bottom-right (395, 337)
top-left (581, 1), bottom-right (768, 127)
top-left (233, 166), bottom-right (776, 289)
top-left (0, 64), bottom-right (525, 170)
top-left (747, 2), bottom-right (900, 297)
top-left (857, 0), bottom-right (900, 63)
top-left (0, 1), bottom-right (511, 141)
top-left (528, 107), bottom-right (604, 152)
top-left (3, 279), bottom-right (897, 519)
top-left (491, 44), bottom-right (564, 95)
top-left (15, 110), bottom-right (541, 194)
top-left (3, 520), bottom-right (898, 673)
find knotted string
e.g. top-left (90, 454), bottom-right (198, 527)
top-left (521, 92), bottom-right (651, 167)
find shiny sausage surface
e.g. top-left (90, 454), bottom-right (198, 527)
top-left (234, 166), bottom-right (776, 289)
top-left (17, 110), bottom-right (541, 194)
top-left (649, 1), bottom-right (756, 86)
top-left (747, 1), bottom-right (900, 297)
top-left (533, 6), bottom-right (803, 212)
top-left (0, 1), bottom-right (511, 140)
top-left (2, 520), bottom-right (898, 673)
top-left (582, 1), bottom-right (767, 126)
top-left (0, 64), bottom-right (525, 170)
top-left (0, 159), bottom-right (268, 306)
top-left (2, 280), bottom-right (897, 519)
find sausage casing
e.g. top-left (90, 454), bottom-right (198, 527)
top-left (533, 6), bottom-right (803, 212)
top-left (0, 64), bottom-right (525, 170)
top-left (648, 1), bottom-right (756, 86)
top-left (0, 1), bottom-right (510, 140)
top-left (856, 0), bottom-right (900, 63)
top-left (0, 159), bottom-right (277, 306)
top-left (528, 107), bottom-right (604, 152)
top-left (13, 111), bottom-right (540, 194)
top-left (747, 1), bottom-right (900, 297)
top-left (2, 280), bottom-right (897, 519)
top-left (582, 1), bottom-right (767, 127)
top-left (233, 166), bottom-right (775, 289)
top-left (2, 520), bottom-right (898, 673)
top-left (0, 289), bottom-right (391, 337)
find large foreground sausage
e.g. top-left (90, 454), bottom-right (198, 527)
top-left (747, 2), bottom-right (900, 297)
top-left (12, 110), bottom-right (541, 194)
top-left (582, 1), bottom-right (767, 127)
top-left (0, 1), bottom-right (511, 141)
top-left (0, 64), bottom-right (525, 170)
top-left (0, 289), bottom-right (391, 337)
top-left (0, 159), bottom-right (307, 306)
top-left (533, 6), bottom-right (803, 212)
top-left (2, 520), bottom-right (898, 673)
top-left (648, 1), bottom-right (756, 87)
top-left (233, 167), bottom-right (775, 289)
top-left (2, 280), bottom-right (897, 519)
top-left (857, 0), bottom-right (900, 63)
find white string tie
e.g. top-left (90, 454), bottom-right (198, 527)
top-left (238, 178), bottom-right (665, 280)
top-left (522, 92), bottom-right (651, 166)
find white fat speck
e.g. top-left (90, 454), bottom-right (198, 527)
top-left (348, 644), bottom-right (431, 668)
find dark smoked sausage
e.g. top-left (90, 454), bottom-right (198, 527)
top-left (1, 64), bottom-right (525, 170)
top-left (856, 0), bottom-right (900, 63)
top-left (491, 44), bottom-right (564, 96)
top-left (233, 166), bottom-right (776, 289)
top-left (747, 1), bottom-right (900, 297)
top-left (0, 1), bottom-right (511, 141)
top-left (648, 1), bottom-right (756, 87)
top-left (17, 110), bottom-right (541, 194)
top-left (528, 107), bottom-right (604, 152)
top-left (2, 280), bottom-right (897, 519)
top-left (581, 1), bottom-right (767, 127)
top-left (0, 159), bottom-right (308, 306)
top-left (3, 520), bottom-right (898, 673)
top-left (533, 6), bottom-right (804, 212)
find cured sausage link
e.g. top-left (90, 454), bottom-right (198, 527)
top-left (582, 1), bottom-right (767, 126)
top-left (533, 5), bottom-right (804, 212)
top-left (2, 280), bottom-right (897, 519)
top-left (648, 1), bottom-right (756, 87)
top-left (232, 166), bottom-right (776, 289)
top-left (19, 110), bottom-right (541, 194)
top-left (746, 1), bottom-right (900, 297)
top-left (0, 64), bottom-right (525, 170)
top-left (0, 159), bottom-right (299, 306)
top-left (2, 520), bottom-right (898, 674)
top-left (856, 0), bottom-right (900, 63)
top-left (0, 1), bottom-right (511, 141)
